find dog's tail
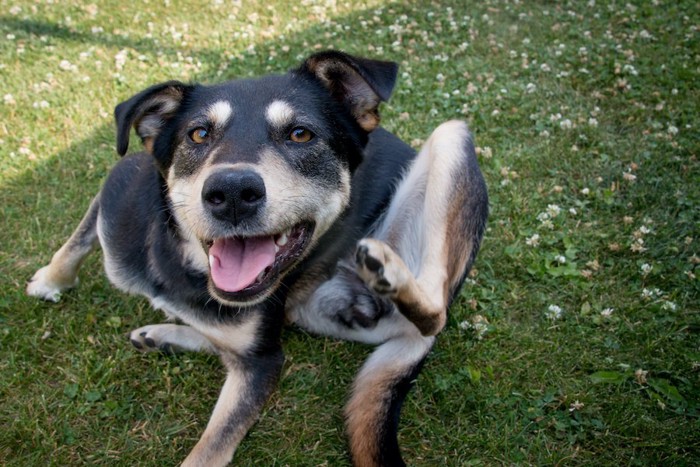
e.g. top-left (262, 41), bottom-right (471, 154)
top-left (345, 334), bottom-right (434, 467)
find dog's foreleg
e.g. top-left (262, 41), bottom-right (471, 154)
top-left (346, 335), bottom-right (433, 467)
top-left (27, 196), bottom-right (101, 302)
top-left (129, 324), bottom-right (218, 354)
top-left (357, 121), bottom-right (488, 336)
top-left (181, 348), bottom-right (284, 467)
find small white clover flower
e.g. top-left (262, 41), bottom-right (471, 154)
top-left (59, 60), bottom-right (76, 71)
top-left (635, 369), bottom-right (648, 385)
top-left (569, 400), bottom-right (585, 412)
top-left (560, 119), bottom-right (573, 130)
top-left (661, 301), bottom-right (677, 312)
top-left (555, 255), bottom-right (567, 264)
top-left (115, 49), bottom-right (128, 71)
top-left (601, 308), bottom-right (614, 318)
top-left (630, 238), bottom-right (646, 253)
top-left (623, 172), bottom-right (637, 182)
top-left (525, 233), bottom-right (540, 247)
top-left (547, 204), bottom-right (561, 217)
top-left (546, 304), bottom-right (563, 320)
top-left (581, 187), bottom-right (590, 195)
top-left (623, 64), bottom-right (638, 76)
top-left (459, 315), bottom-right (490, 340)
top-left (641, 263), bottom-right (652, 275)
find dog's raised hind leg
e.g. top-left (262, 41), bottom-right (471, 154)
top-left (346, 121), bottom-right (488, 467)
top-left (356, 120), bottom-right (488, 337)
top-left (26, 196), bottom-right (100, 302)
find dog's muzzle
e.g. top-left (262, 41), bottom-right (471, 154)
top-left (200, 168), bottom-right (315, 302)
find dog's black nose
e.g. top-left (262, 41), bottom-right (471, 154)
top-left (202, 169), bottom-right (266, 224)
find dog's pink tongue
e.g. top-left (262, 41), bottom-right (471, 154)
top-left (209, 236), bottom-right (276, 292)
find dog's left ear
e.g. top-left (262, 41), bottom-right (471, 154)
top-left (300, 51), bottom-right (398, 132)
top-left (114, 81), bottom-right (192, 156)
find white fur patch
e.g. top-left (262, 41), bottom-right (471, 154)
top-left (207, 101), bottom-right (233, 129)
top-left (265, 100), bottom-right (295, 128)
top-left (194, 313), bottom-right (262, 355)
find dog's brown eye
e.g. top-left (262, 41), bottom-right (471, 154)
top-left (190, 128), bottom-right (209, 144)
top-left (289, 127), bottom-right (313, 143)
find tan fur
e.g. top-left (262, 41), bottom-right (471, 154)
top-left (181, 364), bottom-right (250, 467)
top-left (26, 197), bottom-right (100, 302)
top-left (345, 365), bottom-right (403, 466)
top-left (143, 137), bottom-right (154, 154)
top-left (344, 336), bottom-right (434, 466)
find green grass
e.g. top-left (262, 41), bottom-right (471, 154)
top-left (1, 0), bottom-right (699, 465)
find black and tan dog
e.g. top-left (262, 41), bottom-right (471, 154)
top-left (26, 51), bottom-right (488, 466)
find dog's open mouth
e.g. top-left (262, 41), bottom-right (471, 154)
top-left (206, 222), bottom-right (314, 300)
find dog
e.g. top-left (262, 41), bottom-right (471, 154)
top-left (26, 51), bottom-right (488, 466)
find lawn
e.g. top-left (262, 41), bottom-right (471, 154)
top-left (1, 0), bottom-right (698, 465)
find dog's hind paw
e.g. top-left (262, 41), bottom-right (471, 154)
top-left (336, 288), bottom-right (392, 329)
top-left (355, 239), bottom-right (409, 296)
top-left (26, 266), bottom-right (79, 302)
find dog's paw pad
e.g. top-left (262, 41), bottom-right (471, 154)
top-left (130, 338), bottom-right (144, 350)
top-left (129, 326), bottom-right (175, 354)
top-left (355, 245), bottom-right (384, 274)
top-left (355, 239), bottom-right (400, 296)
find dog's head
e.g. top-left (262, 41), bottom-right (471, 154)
top-left (114, 51), bottom-right (398, 306)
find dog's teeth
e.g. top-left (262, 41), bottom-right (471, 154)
top-left (256, 270), bottom-right (266, 282)
top-left (274, 244), bottom-right (280, 254)
top-left (276, 232), bottom-right (288, 246)
top-left (209, 254), bottom-right (215, 268)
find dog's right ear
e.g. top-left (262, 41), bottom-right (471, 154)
top-left (114, 81), bottom-right (191, 156)
top-left (300, 51), bottom-right (399, 132)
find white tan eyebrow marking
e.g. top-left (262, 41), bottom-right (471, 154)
top-left (265, 100), bottom-right (295, 128)
top-left (207, 101), bottom-right (233, 129)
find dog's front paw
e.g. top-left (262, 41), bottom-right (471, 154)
top-left (129, 325), bottom-right (178, 354)
top-left (26, 266), bottom-right (79, 302)
top-left (129, 324), bottom-right (216, 354)
top-left (355, 239), bottom-right (408, 296)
